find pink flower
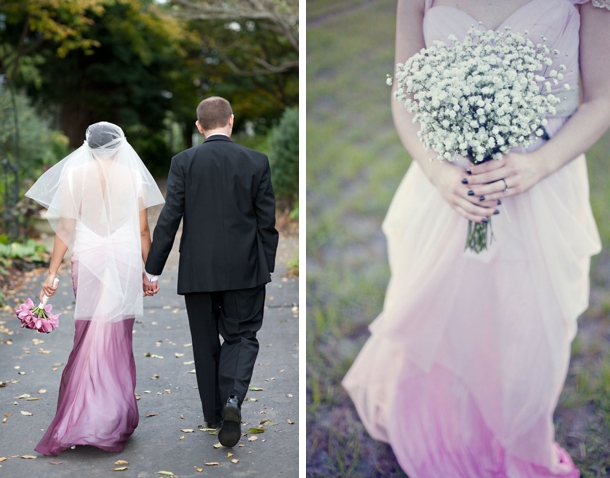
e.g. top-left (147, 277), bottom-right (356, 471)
top-left (14, 298), bottom-right (60, 333)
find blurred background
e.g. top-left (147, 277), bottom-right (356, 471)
top-left (306, 1), bottom-right (610, 476)
top-left (0, 0), bottom-right (299, 306)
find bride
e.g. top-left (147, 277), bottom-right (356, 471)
top-left (25, 122), bottom-right (165, 455)
top-left (343, 0), bottom-right (610, 476)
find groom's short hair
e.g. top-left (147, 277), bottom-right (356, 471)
top-left (197, 97), bottom-right (233, 130)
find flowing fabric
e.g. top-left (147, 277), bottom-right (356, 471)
top-left (34, 260), bottom-right (139, 455)
top-left (343, 1), bottom-right (602, 477)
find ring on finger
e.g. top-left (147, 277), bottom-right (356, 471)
top-left (501, 178), bottom-right (509, 194)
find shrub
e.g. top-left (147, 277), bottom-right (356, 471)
top-left (268, 107), bottom-right (298, 203)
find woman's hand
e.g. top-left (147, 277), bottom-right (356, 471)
top-left (429, 162), bottom-right (499, 223)
top-left (40, 273), bottom-right (59, 303)
top-left (464, 151), bottom-right (545, 202)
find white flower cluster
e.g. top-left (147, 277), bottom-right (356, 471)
top-left (391, 25), bottom-right (569, 163)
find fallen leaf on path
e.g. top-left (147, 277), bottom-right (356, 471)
top-left (195, 467), bottom-right (203, 472)
top-left (156, 472), bottom-right (175, 476)
top-left (52, 363), bottom-right (63, 367)
top-left (213, 443), bottom-right (223, 449)
top-left (21, 455), bottom-right (36, 459)
top-left (248, 436), bottom-right (258, 442)
top-left (15, 394), bottom-right (30, 399)
top-left (187, 369), bottom-right (196, 374)
top-left (248, 386), bottom-right (263, 391)
top-left (249, 398), bottom-right (258, 402)
top-left (38, 389), bottom-right (46, 394)
top-left (287, 419), bottom-right (294, 424)
top-left (0, 382), bottom-right (5, 388)
top-left (0, 457), bottom-right (6, 462)
top-left (146, 413), bottom-right (158, 417)
top-left (150, 355), bottom-right (164, 359)
top-left (113, 467), bottom-right (129, 471)
top-left (286, 394), bottom-right (293, 398)
top-left (49, 461), bottom-right (62, 465)
top-left (183, 361), bottom-right (194, 365)
top-left (114, 460), bottom-right (129, 466)
top-left (175, 353), bottom-right (184, 358)
top-left (205, 462), bottom-right (219, 466)
top-left (227, 452), bottom-right (233, 458)
top-left (231, 459), bottom-right (239, 464)
top-left (20, 411), bottom-right (32, 416)
top-left (151, 374), bottom-right (159, 380)
top-left (246, 427), bottom-right (265, 434)
top-left (179, 436), bottom-right (184, 440)
top-left (180, 414), bottom-right (184, 419)
top-left (17, 372), bottom-right (25, 375)
top-left (26, 398), bottom-right (39, 401)
top-left (238, 444), bottom-right (244, 447)
top-left (183, 343), bottom-right (192, 347)
top-left (180, 429), bottom-right (194, 433)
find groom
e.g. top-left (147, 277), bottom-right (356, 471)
top-left (144, 96), bottom-right (279, 447)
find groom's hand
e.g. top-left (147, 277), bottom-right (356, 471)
top-left (142, 272), bottom-right (160, 297)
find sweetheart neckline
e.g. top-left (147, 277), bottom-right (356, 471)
top-left (426, 0), bottom-right (551, 32)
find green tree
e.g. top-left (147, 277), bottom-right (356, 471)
top-left (269, 106), bottom-right (298, 204)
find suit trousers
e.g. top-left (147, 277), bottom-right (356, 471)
top-left (184, 284), bottom-right (266, 424)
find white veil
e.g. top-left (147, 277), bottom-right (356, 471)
top-left (26, 122), bottom-right (165, 322)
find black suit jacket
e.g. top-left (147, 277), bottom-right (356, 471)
top-left (146, 135), bottom-right (279, 294)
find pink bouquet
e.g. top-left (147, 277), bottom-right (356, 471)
top-left (14, 279), bottom-right (61, 334)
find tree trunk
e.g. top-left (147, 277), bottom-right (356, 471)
top-left (61, 100), bottom-right (95, 149)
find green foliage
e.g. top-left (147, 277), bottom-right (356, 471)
top-left (0, 239), bottom-right (47, 262)
top-left (289, 199), bottom-right (299, 220)
top-left (233, 133), bottom-right (271, 155)
top-left (269, 107), bottom-right (298, 203)
top-left (288, 253), bottom-right (299, 277)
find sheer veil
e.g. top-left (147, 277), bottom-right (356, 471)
top-left (26, 122), bottom-right (165, 322)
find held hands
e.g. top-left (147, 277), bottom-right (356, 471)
top-left (40, 273), bottom-right (59, 303)
top-left (431, 152), bottom-right (545, 223)
top-left (465, 152), bottom-right (545, 202)
top-left (142, 272), bottom-right (160, 297)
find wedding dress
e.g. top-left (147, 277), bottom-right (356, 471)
top-left (343, 1), bottom-right (606, 476)
top-left (26, 122), bottom-right (165, 455)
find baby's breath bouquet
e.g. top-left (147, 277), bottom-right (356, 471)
top-left (390, 25), bottom-right (570, 252)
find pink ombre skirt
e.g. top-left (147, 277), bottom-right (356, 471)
top-left (35, 259), bottom-right (138, 456)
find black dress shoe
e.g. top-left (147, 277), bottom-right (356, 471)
top-left (206, 421), bottom-right (221, 429)
top-left (218, 396), bottom-right (241, 447)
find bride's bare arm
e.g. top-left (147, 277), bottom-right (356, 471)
top-left (393, 0), bottom-right (497, 222)
top-left (465, 3), bottom-right (610, 199)
top-left (140, 207), bottom-right (152, 263)
top-left (40, 217), bottom-right (74, 302)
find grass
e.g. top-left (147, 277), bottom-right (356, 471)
top-left (306, 1), bottom-right (610, 476)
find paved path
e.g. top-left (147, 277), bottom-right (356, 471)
top-left (0, 205), bottom-right (299, 477)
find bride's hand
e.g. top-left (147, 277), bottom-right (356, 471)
top-left (465, 151), bottom-right (545, 201)
top-left (429, 162), bottom-right (499, 223)
top-left (40, 273), bottom-right (58, 303)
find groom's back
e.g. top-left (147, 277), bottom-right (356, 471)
top-left (170, 135), bottom-right (277, 293)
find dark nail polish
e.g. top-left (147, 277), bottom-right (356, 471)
top-left (497, 199), bottom-right (502, 205)
top-left (481, 218), bottom-right (488, 224)
top-left (467, 190), bottom-right (474, 196)
top-left (494, 209), bottom-right (500, 215)
top-left (466, 168), bottom-right (472, 175)
top-left (461, 178), bottom-right (468, 184)
top-left (479, 195), bottom-right (485, 201)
